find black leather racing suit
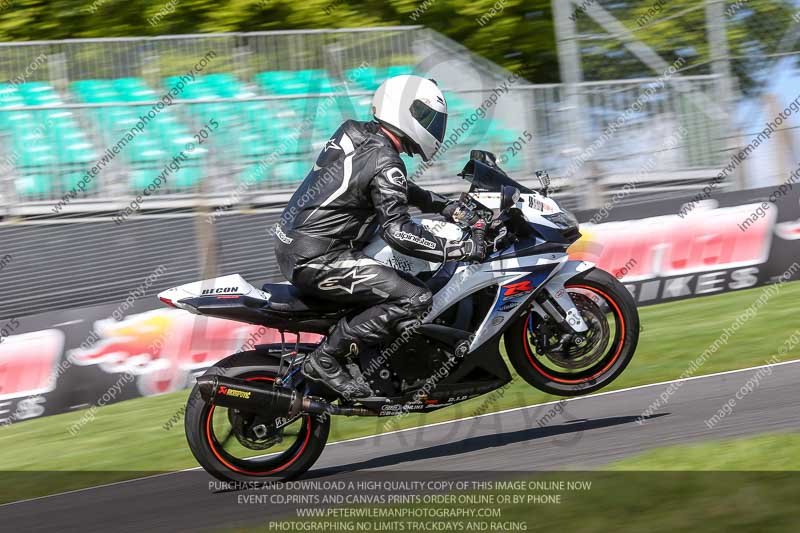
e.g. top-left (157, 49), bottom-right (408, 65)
top-left (274, 120), bottom-right (464, 355)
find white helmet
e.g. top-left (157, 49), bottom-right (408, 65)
top-left (371, 75), bottom-right (448, 162)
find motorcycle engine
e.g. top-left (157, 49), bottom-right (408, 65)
top-left (387, 336), bottom-right (451, 392)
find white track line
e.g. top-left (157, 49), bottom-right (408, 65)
top-left (327, 358), bottom-right (800, 446)
top-left (2, 358), bottom-right (798, 509)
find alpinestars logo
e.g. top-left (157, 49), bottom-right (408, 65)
top-left (318, 269), bottom-right (378, 294)
top-left (275, 224), bottom-right (293, 244)
top-left (385, 167), bottom-right (406, 188)
top-left (324, 139), bottom-right (342, 152)
top-left (392, 231), bottom-right (436, 249)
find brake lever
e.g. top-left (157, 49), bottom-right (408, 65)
top-left (490, 225), bottom-right (508, 253)
top-left (488, 216), bottom-right (514, 253)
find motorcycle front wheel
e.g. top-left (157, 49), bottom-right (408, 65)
top-left (505, 268), bottom-right (639, 396)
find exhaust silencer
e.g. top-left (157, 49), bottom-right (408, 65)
top-left (196, 375), bottom-right (376, 417)
top-left (197, 375), bottom-right (303, 418)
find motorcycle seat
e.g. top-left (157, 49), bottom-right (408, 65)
top-left (261, 283), bottom-right (346, 314)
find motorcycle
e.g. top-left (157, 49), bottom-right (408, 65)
top-left (158, 150), bottom-right (639, 483)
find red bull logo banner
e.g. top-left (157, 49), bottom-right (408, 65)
top-left (0, 303), bottom-right (319, 425)
top-left (570, 184), bottom-right (800, 304)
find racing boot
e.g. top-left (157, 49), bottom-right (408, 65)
top-left (302, 319), bottom-right (373, 399)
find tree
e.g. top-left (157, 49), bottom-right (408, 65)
top-left (0, 0), bottom-right (794, 92)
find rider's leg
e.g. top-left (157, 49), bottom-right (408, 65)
top-left (292, 249), bottom-right (432, 398)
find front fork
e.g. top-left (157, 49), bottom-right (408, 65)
top-left (530, 261), bottom-right (594, 339)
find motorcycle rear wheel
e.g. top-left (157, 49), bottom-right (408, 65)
top-left (185, 350), bottom-right (330, 483)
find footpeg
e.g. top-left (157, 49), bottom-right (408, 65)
top-left (454, 340), bottom-right (470, 358)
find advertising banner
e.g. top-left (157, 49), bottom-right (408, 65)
top-left (0, 298), bottom-right (319, 426)
top-left (570, 184), bottom-right (800, 305)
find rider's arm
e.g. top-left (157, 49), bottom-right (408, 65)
top-left (407, 182), bottom-right (451, 214)
top-left (370, 164), bottom-right (467, 262)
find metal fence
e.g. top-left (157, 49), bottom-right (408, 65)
top-left (0, 29), bottom-right (425, 86)
top-left (0, 22), bottom-right (757, 214)
top-left (555, 0), bottom-right (800, 195)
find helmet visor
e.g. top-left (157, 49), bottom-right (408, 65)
top-left (410, 99), bottom-right (447, 143)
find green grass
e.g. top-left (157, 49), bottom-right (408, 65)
top-left (609, 432), bottom-right (800, 471)
top-left (1, 281), bottom-right (799, 500)
top-left (494, 433), bottom-right (800, 532)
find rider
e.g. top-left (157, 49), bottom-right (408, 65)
top-left (274, 75), bottom-right (486, 398)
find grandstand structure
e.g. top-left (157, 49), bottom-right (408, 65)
top-left (0, 27), bottom-right (725, 216)
top-left (0, 29), bottom-right (529, 212)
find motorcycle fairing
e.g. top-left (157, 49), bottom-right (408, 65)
top-left (421, 237), bottom-right (595, 352)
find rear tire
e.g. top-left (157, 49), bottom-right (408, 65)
top-left (185, 350), bottom-right (330, 483)
top-left (505, 268), bottom-right (639, 396)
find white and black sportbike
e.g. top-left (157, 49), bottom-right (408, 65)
top-left (158, 154), bottom-right (639, 483)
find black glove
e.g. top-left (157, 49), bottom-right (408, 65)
top-left (441, 200), bottom-right (459, 222)
top-left (443, 194), bottom-right (481, 227)
top-left (446, 219), bottom-right (487, 262)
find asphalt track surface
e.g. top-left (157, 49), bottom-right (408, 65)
top-left (3, 360), bottom-right (800, 532)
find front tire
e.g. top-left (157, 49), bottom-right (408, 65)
top-left (505, 268), bottom-right (639, 396)
top-left (185, 350), bottom-right (330, 483)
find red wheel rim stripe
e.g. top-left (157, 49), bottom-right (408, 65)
top-left (522, 284), bottom-right (626, 385)
top-left (205, 376), bottom-right (312, 476)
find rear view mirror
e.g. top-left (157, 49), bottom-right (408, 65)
top-left (501, 185), bottom-right (520, 210)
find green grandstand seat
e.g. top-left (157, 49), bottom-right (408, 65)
top-left (255, 69), bottom-right (338, 95)
top-left (122, 88), bottom-right (158, 102)
top-left (16, 174), bottom-right (51, 196)
top-left (401, 154), bottom-right (421, 177)
top-left (239, 133), bottom-right (270, 157)
top-left (61, 171), bottom-right (98, 192)
top-left (23, 93), bottom-right (60, 106)
top-left (61, 143), bottom-right (97, 165)
top-left (204, 73), bottom-right (249, 97)
top-left (44, 109), bottom-right (78, 124)
top-left (348, 95), bottom-right (373, 119)
top-left (72, 80), bottom-right (111, 91)
top-left (129, 162), bottom-right (201, 190)
top-left (84, 89), bottom-right (119, 103)
top-left (0, 83), bottom-right (19, 95)
top-left (0, 109), bottom-right (31, 129)
top-left (129, 168), bottom-right (156, 190)
top-left (171, 165), bottom-right (202, 188)
top-left (0, 97), bottom-right (23, 109)
top-left (16, 82), bottom-right (55, 95)
top-left (158, 122), bottom-right (188, 146)
top-left (346, 66), bottom-right (379, 90)
top-left (129, 163), bottom-right (202, 191)
top-left (237, 158), bottom-right (305, 185)
top-left (113, 78), bottom-right (150, 91)
top-left (272, 161), bottom-right (308, 183)
top-left (273, 135), bottom-right (305, 156)
top-left (237, 163), bottom-right (264, 183)
top-left (19, 142), bottom-right (57, 166)
top-left (131, 144), bottom-right (168, 163)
